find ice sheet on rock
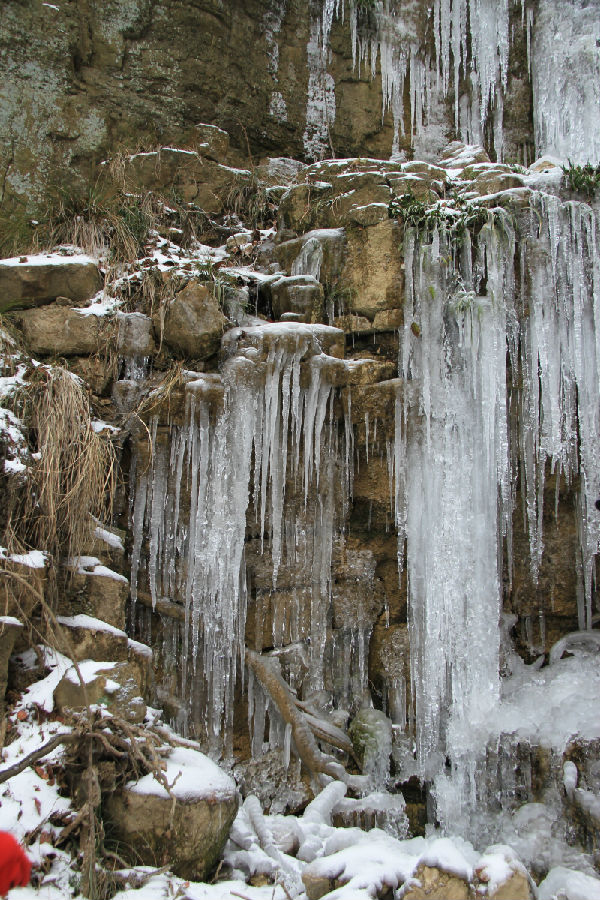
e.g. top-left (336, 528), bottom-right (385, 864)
top-left (399, 221), bottom-right (510, 814)
top-left (538, 867), bottom-right (600, 900)
top-left (130, 324), bottom-right (357, 752)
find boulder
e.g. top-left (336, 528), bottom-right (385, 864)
top-left (157, 281), bottom-right (226, 359)
top-left (403, 865), bottom-right (470, 899)
top-left (105, 746), bottom-right (239, 879)
top-left (116, 311), bottom-right (155, 357)
top-left (302, 869), bottom-right (336, 900)
top-left (0, 254), bottom-right (102, 312)
top-left (475, 846), bottom-right (532, 899)
top-left (56, 613), bottom-right (129, 663)
top-left (270, 275), bottom-right (324, 321)
top-left (54, 659), bottom-right (146, 723)
top-left (17, 305), bottom-right (106, 356)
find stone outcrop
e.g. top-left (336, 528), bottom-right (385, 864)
top-left (0, 255), bottom-right (102, 312)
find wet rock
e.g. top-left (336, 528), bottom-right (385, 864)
top-left (349, 708), bottom-right (393, 784)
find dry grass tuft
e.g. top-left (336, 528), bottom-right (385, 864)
top-left (10, 367), bottom-right (116, 570)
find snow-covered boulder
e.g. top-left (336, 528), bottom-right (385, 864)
top-left (105, 746), bottom-right (239, 880)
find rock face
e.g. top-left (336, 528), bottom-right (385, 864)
top-left (2, 0), bottom-right (585, 231)
top-left (105, 747), bottom-right (239, 879)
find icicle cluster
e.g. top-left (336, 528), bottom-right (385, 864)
top-left (395, 192), bottom-right (600, 835)
top-left (532, 0), bottom-right (600, 165)
top-left (130, 324), bottom-right (360, 755)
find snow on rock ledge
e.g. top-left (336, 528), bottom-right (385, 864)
top-left (105, 746), bottom-right (239, 880)
top-left (0, 252), bottom-right (102, 312)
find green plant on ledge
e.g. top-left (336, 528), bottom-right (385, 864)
top-left (562, 162), bottom-right (600, 197)
top-left (388, 192), bottom-right (488, 242)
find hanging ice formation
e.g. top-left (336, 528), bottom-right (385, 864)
top-left (309, 0), bottom-right (600, 164)
top-left (531, 0), bottom-right (600, 165)
top-left (130, 323), bottom-right (359, 756)
top-left (395, 192), bottom-right (600, 836)
top-left (303, 0), bottom-right (340, 159)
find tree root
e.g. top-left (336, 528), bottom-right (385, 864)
top-left (245, 648), bottom-right (359, 786)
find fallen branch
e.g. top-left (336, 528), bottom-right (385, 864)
top-left (246, 649), bottom-right (356, 786)
top-left (0, 732), bottom-right (77, 785)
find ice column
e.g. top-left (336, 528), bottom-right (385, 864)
top-left (400, 223), bottom-right (510, 785)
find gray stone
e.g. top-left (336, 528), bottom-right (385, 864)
top-left (116, 311), bottom-right (155, 357)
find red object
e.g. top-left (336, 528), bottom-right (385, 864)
top-left (0, 832), bottom-right (31, 896)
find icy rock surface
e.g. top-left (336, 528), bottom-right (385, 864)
top-left (532, 0), bottom-right (600, 165)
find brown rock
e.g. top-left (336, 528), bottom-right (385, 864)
top-left (17, 305), bottom-right (107, 356)
top-left (54, 659), bottom-right (146, 723)
top-left (0, 617), bottom-right (23, 720)
top-left (341, 220), bottom-right (404, 317)
top-left (403, 865), bottom-right (470, 900)
top-left (0, 257), bottom-right (102, 313)
top-left (105, 747), bottom-right (239, 879)
top-left (157, 281), bottom-right (227, 359)
top-left (373, 308), bottom-right (403, 331)
top-left (302, 869), bottom-right (337, 900)
top-left (486, 871), bottom-right (532, 899)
